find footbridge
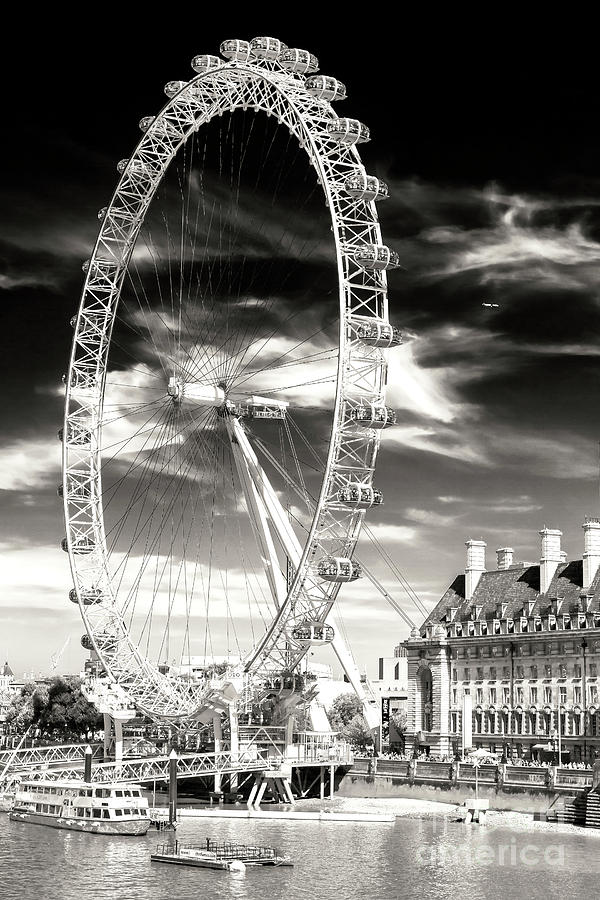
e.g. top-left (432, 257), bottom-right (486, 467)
top-left (19, 750), bottom-right (270, 784)
top-left (0, 742), bottom-right (104, 776)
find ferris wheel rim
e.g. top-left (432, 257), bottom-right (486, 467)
top-left (62, 45), bottom-right (394, 720)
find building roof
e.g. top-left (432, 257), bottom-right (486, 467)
top-left (1, 661), bottom-right (14, 678)
top-left (422, 558), bottom-right (600, 635)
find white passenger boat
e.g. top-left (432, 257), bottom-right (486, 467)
top-left (10, 777), bottom-right (150, 835)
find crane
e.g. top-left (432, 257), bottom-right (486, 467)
top-left (50, 636), bottom-right (71, 674)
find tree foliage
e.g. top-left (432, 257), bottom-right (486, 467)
top-left (6, 676), bottom-right (102, 740)
top-left (328, 693), bottom-right (373, 749)
top-left (328, 692), bottom-right (363, 730)
top-left (343, 713), bottom-right (373, 750)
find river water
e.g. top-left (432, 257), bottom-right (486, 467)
top-left (1, 801), bottom-right (599, 900)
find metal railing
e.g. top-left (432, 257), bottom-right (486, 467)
top-left (24, 749), bottom-right (272, 784)
top-left (0, 742), bottom-right (104, 773)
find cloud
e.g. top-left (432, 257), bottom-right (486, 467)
top-left (0, 272), bottom-right (59, 291)
top-left (359, 523), bottom-right (416, 544)
top-left (0, 440), bottom-right (61, 491)
top-left (405, 507), bottom-right (456, 527)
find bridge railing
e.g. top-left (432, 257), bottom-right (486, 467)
top-left (0, 742), bottom-right (104, 773)
top-left (24, 749), bottom-right (274, 784)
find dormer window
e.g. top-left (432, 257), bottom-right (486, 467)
top-left (550, 597), bottom-right (563, 616)
top-left (481, 622), bottom-right (488, 635)
top-left (562, 615), bottom-right (571, 630)
top-left (535, 617), bottom-right (542, 632)
top-left (468, 622), bottom-right (475, 636)
top-left (507, 619), bottom-right (515, 633)
top-left (520, 617), bottom-right (528, 632)
top-left (455, 623), bottom-right (463, 636)
top-left (493, 619), bottom-right (501, 635)
top-left (548, 615), bottom-right (557, 631)
top-left (528, 600), bottom-right (536, 616)
top-left (449, 607), bottom-right (458, 622)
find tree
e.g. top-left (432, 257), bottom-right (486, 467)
top-left (35, 676), bottom-right (103, 740)
top-left (6, 677), bottom-right (102, 741)
top-left (328, 692), bottom-right (363, 731)
top-left (5, 681), bottom-right (37, 733)
top-left (343, 713), bottom-right (373, 750)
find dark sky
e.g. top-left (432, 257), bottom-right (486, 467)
top-left (2, 21), bottom-right (599, 676)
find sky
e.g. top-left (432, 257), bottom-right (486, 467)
top-left (1, 20), bottom-right (599, 679)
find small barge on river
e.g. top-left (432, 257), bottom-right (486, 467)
top-left (151, 838), bottom-right (293, 870)
top-left (10, 777), bottom-right (150, 835)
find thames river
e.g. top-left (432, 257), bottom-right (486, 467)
top-left (1, 802), bottom-right (599, 900)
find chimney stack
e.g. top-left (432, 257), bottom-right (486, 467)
top-left (583, 517), bottom-right (600, 590)
top-left (465, 539), bottom-right (486, 600)
top-left (496, 547), bottom-right (514, 570)
top-left (539, 527), bottom-right (562, 594)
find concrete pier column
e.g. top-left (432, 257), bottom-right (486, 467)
top-left (330, 764), bottom-right (335, 800)
top-left (103, 713), bottom-right (111, 760)
top-left (84, 745), bottom-right (93, 783)
top-left (320, 766), bottom-right (325, 800)
top-left (168, 750), bottom-right (178, 825)
top-left (229, 705), bottom-right (239, 791)
top-left (114, 719), bottom-right (124, 766)
top-left (213, 715), bottom-right (223, 793)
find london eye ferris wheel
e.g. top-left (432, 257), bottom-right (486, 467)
top-left (60, 36), bottom-right (402, 722)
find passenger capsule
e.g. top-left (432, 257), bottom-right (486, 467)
top-left (65, 476), bottom-right (91, 500)
top-left (164, 80), bottom-right (187, 98)
top-left (81, 633), bottom-right (94, 651)
top-left (191, 54), bottom-right (222, 73)
top-left (56, 484), bottom-right (63, 498)
top-left (97, 207), bottom-right (107, 220)
top-left (70, 588), bottom-right (103, 605)
top-left (317, 556), bottom-right (362, 583)
top-left (66, 371), bottom-right (97, 392)
top-left (353, 244), bottom-right (401, 270)
top-left (305, 75), bottom-right (346, 101)
top-left (279, 48), bottom-right (319, 74)
top-left (355, 320), bottom-right (402, 348)
top-left (349, 404), bottom-right (397, 429)
top-left (63, 536), bottom-right (95, 555)
top-left (82, 257), bottom-right (119, 277)
top-left (58, 424), bottom-right (91, 446)
top-left (327, 118), bottom-right (370, 145)
top-left (220, 39), bottom-right (252, 62)
top-left (249, 36), bottom-right (287, 59)
top-left (343, 171), bottom-right (389, 201)
top-left (117, 158), bottom-right (150, 177)
top-left (336, 485), bottom-right (383, 509)
top-left (292, 621), bottom-right (335, 645)
top-left (138, 115), bottom-right (155, 132)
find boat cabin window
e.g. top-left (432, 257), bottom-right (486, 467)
top-left (115, 790), bottom-right (123, 797)
top-left (123, 808), bottom-right (131, 815)
top-left (102, 810), bottom-right (110, 819)
top-left (92, 809), bottom-right (101, 818)
top-left (76, 807), bottom-right (84, 816)
top-left (115, 809), bottom-right (123, 816)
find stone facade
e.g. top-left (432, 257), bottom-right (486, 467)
top-left (404, 519), bottom-right (600, 762)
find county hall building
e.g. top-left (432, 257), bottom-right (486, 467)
top-left (403, 518), bottom-right (600, 762)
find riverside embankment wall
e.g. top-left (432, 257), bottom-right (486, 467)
top-left (337, 758), bottom-right (594, 813)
